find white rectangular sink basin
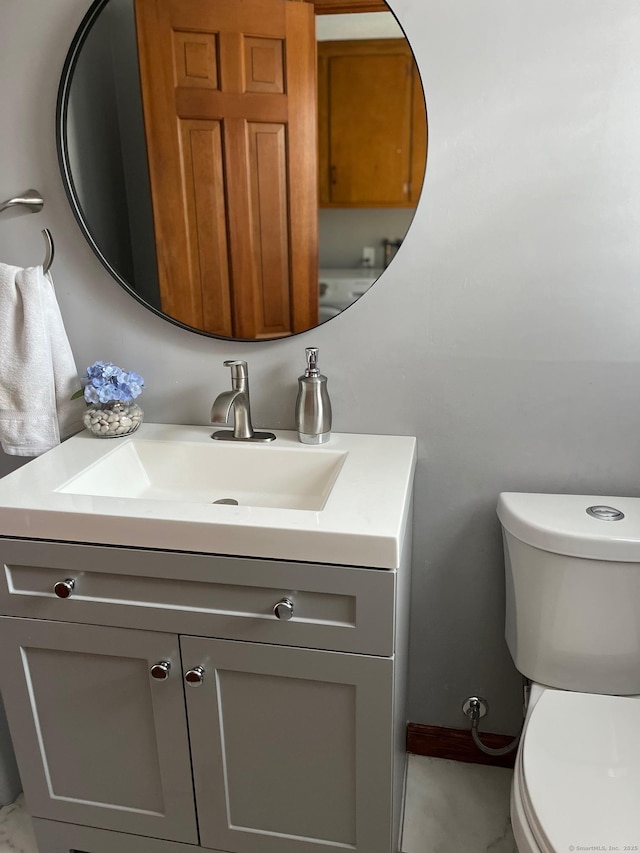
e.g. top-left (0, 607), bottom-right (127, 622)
top-left (0, 424), bottom-right (416, 568)
top-left (57, 439), bottom-right (346, 511)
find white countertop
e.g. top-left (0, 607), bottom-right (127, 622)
top-left (0, 424), bottom-right (416, 569)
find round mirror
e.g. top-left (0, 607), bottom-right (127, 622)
top-left (57, 0), bottom-right (427, 340)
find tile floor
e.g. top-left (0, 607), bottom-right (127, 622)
top-left (0, 755), bottom-right (517, 853)
top-left (0, 794), bottom-right (36, 853)
top-left (401, 755), bottom-right (517, 852)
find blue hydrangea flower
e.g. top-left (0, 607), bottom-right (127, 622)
top-left (80, 361), bottom-right (145, 405)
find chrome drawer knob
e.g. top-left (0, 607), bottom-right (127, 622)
top-left (273, 597), bottom-right (294, 621)
top-left (53, 578), bottom-right (75, 598)
top-left (150, 661), bottom-right (171, 680)
top-left (185, 666), bottom-right (205, 687)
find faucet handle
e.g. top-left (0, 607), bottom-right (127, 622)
top-left (223, 360), bottom-right (248, 382)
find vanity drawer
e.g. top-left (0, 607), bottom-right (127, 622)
top-left (0, 539), bottom-right (395, 656)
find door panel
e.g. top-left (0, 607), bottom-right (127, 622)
top-left (0, 618), bottom-right (197, 843)
top-left (247, 122), bottom-right (292, 335)
top-left (179, 119), bottom-right (232, 337)
top-left (181, 636), bottom-right (393, 853)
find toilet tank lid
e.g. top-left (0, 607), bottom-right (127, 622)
top-left (497, 492), bottom-right (640, 562)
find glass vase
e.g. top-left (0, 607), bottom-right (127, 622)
top-left (83, 400), bottom-right (143, 438)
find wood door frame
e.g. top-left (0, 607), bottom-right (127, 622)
top-left (311, 0), bottom-right (389, 13)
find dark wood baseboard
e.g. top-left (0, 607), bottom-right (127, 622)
top-left (406, 722), bottom-right (517, 769)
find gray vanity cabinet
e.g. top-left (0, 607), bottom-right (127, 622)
top-left (0, 537), bottom-right (411, 853)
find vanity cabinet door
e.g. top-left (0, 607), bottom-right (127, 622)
top-left (0, 617), bottom-right (198, 844)
top-left (181, 635), bottom-right (394, 853)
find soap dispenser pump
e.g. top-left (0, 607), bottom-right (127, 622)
top-left (295, 347), bottom-right (332, 444)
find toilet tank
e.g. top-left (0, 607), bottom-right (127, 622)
top-left (497, 492), bottom-right (640, 695)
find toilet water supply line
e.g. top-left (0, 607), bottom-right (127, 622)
top-left (462, 696), bottom-right (524, 757)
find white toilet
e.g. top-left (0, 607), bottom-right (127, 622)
top-left (497, 492), bottom-right (640, 853)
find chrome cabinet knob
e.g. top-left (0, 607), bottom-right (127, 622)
top-left (273, 597), bottom-right (294, 620)
top-left (150, 661), bottom-right (171, 680)
top-left (185, 666), bottom-right (205, 687)
top-left (53, 578), bottom-right (75, 598)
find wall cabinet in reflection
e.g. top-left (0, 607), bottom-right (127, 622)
top-left (318, 39), bottom-right (427, 208)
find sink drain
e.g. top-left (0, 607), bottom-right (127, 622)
top-left (213, 498), bottom-right (239, 505)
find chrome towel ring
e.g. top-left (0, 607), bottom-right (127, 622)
top-left (41, 228), bottom-right (54, 274)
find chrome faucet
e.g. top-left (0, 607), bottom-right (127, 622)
top-left (210, 360), bottom-right (276, 442)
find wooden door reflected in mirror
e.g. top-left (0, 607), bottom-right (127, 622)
top-left (135, 0), bottom-right (318, 339)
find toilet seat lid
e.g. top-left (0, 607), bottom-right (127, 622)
top-left (522, 690), bottom-right (640, 851)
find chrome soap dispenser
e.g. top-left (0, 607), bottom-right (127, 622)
top-left (295, 347), bottom-right (332, 444)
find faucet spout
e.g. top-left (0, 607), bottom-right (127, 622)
top-left (210, 390), bottom-right (242, 425)
top-left (210, 390), bottom-right (253, 439)
top-left (210, 361), bottom-right (276, 443)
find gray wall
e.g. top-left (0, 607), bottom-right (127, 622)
top-left (3, 0), bottom-right (640, 735)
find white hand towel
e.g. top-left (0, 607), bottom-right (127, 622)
top-left (0, 263), bottom-right (82, 456)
